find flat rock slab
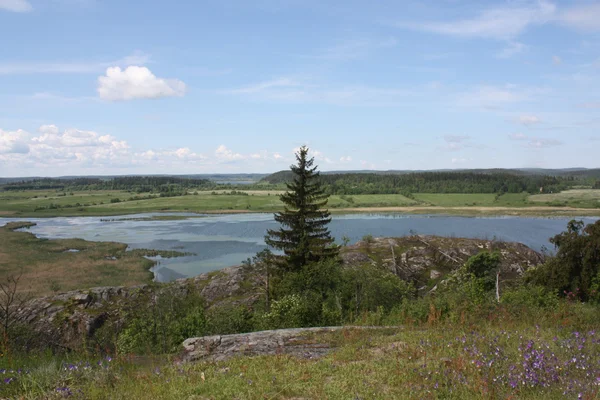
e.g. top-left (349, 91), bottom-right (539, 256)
top-left (182, 326), bottom-right (397, 362)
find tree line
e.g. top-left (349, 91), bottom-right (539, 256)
top-left (1, 176), bottom-right (215, 193)
top-left (262, 170), bottom-right (577, 194)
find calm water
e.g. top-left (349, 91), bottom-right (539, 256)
top-left (1, 213), bottom-right (597, 282)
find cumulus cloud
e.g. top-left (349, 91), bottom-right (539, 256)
top-left (451, 157), bottom-right (468, 164)
top-left (0, 125), bottom-right (291, 175)
top-left (97, 66), bottom-right (186, 101)
top-left (215, 145), bottom-right (245, 161)
top-left (0, 129), bottom-right (30, 154)
top-left (0, 0), bottom-right (32, 12)
top-left (340, 156), bottom-right (352, 163)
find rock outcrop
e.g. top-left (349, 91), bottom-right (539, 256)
top-left (341, 235), bottom-right (545, 285)
top-left (181, 326), bottom-right (398, 362)
top-left (17, 265), bottom-right (259, 349)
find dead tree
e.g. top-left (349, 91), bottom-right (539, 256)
top-left (0, 270), bottom-right (33, 340)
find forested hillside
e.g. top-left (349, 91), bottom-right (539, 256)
top-left (262, 170), bottom-right (581, 194)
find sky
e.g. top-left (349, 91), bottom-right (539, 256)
top-left (1, 0), bottom-right (599, 177)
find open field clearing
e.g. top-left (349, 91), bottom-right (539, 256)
top-left (529, 189), bottom-right (600, 207)
top-left (412, 193), bottom-right (498, 207)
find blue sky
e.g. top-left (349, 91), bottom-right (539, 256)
top-left (0, 0), bottom-right (599, 176)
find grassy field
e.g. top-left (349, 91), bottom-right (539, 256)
top-left (3, 317), bottom-right (600, 399)
top-left (529, 189), bottom-right (600, 208)
top-left (0, 222), bottom-right (184, 296)
top-left (1, 189), bottom-right (600, 217)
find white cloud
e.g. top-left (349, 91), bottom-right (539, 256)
top-left (222, 78), bottom-right (302, 95)
top-left (0, 129), bottom-right (30, 154)
top-left (559, 3), bottom-right (600, 32)
top-left (451, 157), bottom-right (468, 164)
top-left (317, 37), bottom-right (397, 60)
top-left (552, 55), bottom-right (562, 65)
top-left (457, 85), bottom-right (541, 109)
top-left (0, 0), bottom-right (32, 12)
top-left (397, 1), bottom-right (556, 40)
top-left (0, 51), bottom-right (150, 75)
top-left (396, 2), bottom-right (600, 40)
top-left (0, 125), bottom-right (292, 175)
top-left (215, 145), bottom-right (245, 161)
top-left (507, 133), bottom-right (562, 148)
top-left (508, 133), bottom-right (528, 141)
top-left (444, 135), bottom-right (470, 143)
top-left (97, 66), bottom-right (186, 101)
top-left (221, 77), bottom-right (419, 106)
top-left (496, 42), bottom-right (527, 58)
top-left (340, 156), bottom-right (352, 163)
top-left (527, 138), bottom-right (562, 148)
top-left (517, 115), bottom-right (541, 125)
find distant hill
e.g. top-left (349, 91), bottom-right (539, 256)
top-left (261, 168), bottom-right (600, 184)
top-left (0, 173), bottom-right (268, 185)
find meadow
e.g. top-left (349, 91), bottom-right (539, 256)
top-left (2, 312), bottom-right (600, 399)
top-left (1, 188), bottom-right (600, 218)
top-left (529, 189), bottom-right (600, 208)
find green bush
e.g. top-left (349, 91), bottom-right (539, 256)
top-left (261, 294), bottom-right (312, 329)
top-left (205, 304), bottom-right (254, 335)
top-left (501, 285), bottom-right (559, 309)
top-left (116, 286), bottom-right (206, 354)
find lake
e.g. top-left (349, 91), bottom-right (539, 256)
top-left (1, 213), bottom-right (597, 282)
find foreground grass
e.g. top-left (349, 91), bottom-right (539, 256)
top-left (0, 222), bottom-right (184, 296)
top-left (1, 189), bottom-right (600, 218)
top-left (2, 318), bottom-right (600, 399)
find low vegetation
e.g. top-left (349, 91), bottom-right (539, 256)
top-left (0, 222), bottom-right (186, 296)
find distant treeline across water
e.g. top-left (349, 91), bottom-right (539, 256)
top-left (2, 169), bottom-right (600, 195)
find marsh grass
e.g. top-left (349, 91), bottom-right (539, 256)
top-left (0, 223), bottom-right (184, 296)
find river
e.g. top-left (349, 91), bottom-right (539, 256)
top-left (1, 213), bottom-right (597, 282)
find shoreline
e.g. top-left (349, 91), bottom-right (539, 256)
top-left (1, 205), bottom-right (600, 219)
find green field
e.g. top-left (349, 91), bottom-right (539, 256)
top-left (529, 189), bottom-right (600, 207)
top-left (1, 189), bottom-right (600, 217)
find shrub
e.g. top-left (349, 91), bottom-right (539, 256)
top-left (261, 294), bottom-right (311, 329)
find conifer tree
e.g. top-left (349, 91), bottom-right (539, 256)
top-left (265, 146), bottom-right (337, 271)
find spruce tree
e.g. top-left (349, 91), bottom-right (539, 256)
top-left (265, 146), bottom-right (337, 272)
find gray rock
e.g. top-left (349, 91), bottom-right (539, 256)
top-left (182, 326), bottom-right (399, 363)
